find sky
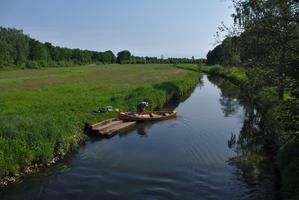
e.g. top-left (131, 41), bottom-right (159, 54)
top-left (0, 0), bottom-right (234, 58)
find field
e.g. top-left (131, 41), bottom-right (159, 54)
top-left (0, 64), bottom-right (199, 176)
top-left (175, 63), bottom-right (201, 72)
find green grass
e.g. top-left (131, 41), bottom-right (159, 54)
top-left (200, 65), bottom-right (247, 83)
top-left (0, 64), bottom-right (199, 176)
top-left (175, 63), bottom-right (201, 72)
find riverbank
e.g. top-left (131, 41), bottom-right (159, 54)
top-left (1, 75), bottom-right (279, 199)
top-left (0, 64), bottom-right (201, 187)
top-left (201, 65), bottom-right (299, 200)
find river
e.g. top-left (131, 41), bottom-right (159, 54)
top-left (0, 75), bottom-right (279, 200)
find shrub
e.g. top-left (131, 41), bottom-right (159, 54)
top-left (26, 61), bottom-right (40, 69)
top-left (278, 139), bottom-right (299, 200)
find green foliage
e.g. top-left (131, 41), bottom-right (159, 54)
top-left (277, 138), bottom-right (299, 172)
top-left (25, 60), bottom-right (40, 69)
top-left (278, 99), bottom-right (299, 135)
top-left (204, 65), bottom-right (247, 84)
top-left (124, 87), bottom-right (167, 111)
top-left (207, 37), bottom-right (240, 66)
top-left (116, 50), bottom-right (131, 64)
top-left (277, 139), bottom-right (299, 200)
top-left (175, 64), bottom-right (201, 72)
top-left (100, 51), bottom-right (116, 63)
top-left (0, 27), bottom-right (30, 66)
top-left (28, 39), bottom-right (48, 61)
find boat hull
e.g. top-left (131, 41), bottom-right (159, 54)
top-left (119, 111), bottom-right (177, 122)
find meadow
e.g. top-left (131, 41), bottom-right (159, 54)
top-left (0, 64), bottom-right (199, 177)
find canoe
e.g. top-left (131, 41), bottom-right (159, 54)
top-left (119, 111), bottom-right (177, 122)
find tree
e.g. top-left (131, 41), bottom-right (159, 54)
top-left (231, 0), bottom-right (299, 99)
top-left (14, 31), bottom-right (29, 65)
top-left (82, 50), bottom-right (92, 63)
top-left (206, 36), bottom-right (240, 66)
top-left (0, 27), bottom-right (30, 66)
top-left (28, 39), bottom-right (47, 61)
top-left (71, 48), bottom-right (84, 64)
top-left (116, 50), bottom-right (131, 64)
top-left (102, 50), bottom-right (116, 63)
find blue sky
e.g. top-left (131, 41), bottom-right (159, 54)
top-left (0, 0), bottom-right (233, 58)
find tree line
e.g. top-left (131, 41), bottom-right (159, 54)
top-left (0, 27), bottom-right (202, 68)
top-left (0, 27), bottom-right (116, 68)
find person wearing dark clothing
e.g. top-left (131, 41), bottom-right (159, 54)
top-left (137, 101), bottom-right (149, 113)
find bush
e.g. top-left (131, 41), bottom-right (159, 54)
top-left (277, 138), bottom-right (299, 171)
top-left (26, 61), bottom-right (40, 69)
top-left (277, 139), bottom-right (299, 200)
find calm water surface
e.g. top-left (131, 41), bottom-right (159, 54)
top-left (0, 76), bottom-right (278, 200)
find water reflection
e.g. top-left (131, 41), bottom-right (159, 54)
top-left (220, 95), bottom-right (240, 117)
top-left (137, 125), bottom-right (147, 136)
top-left (163, 77), bottom-right (202, 110)
top-left (208, 76), bottom-right (280, 200)
top-left (208, 76), bottom-right (241, 117)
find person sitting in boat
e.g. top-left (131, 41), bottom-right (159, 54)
top-left (137, 101), bottom-right (149, 113)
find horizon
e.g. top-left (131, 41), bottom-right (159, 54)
top-left (0, 0), bottom-right (233, 58)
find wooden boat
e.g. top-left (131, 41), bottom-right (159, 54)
top-left (119, 111), bottom-right (177, 122)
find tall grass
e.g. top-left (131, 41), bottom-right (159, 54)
top-left (200, 65), bottom-right (247, 83)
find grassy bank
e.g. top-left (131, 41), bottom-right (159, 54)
top-left (0, 64), bottom-right (200, 180)
top-left (174, 64), bottom-right (201, 72)
top-left (202, 65), bottom-right (299, 200)
top-left (199, 65), bottom-right (247, 84)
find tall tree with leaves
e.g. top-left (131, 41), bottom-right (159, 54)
top-left (232, 0), bottom-right (299, 99)
top-left (0, 27), bottom-right (30, 66)
top-left (116, 50), bottom-right (131, 64)
top-left (28, 39), bottom-right (47, 61)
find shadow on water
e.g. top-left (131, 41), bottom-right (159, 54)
top-left (162, 77), bottom-right (203, 111)
top-left (208, 75), bottom-right (281, 200)
top-left (119, 122), bottom-right (156, 138)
